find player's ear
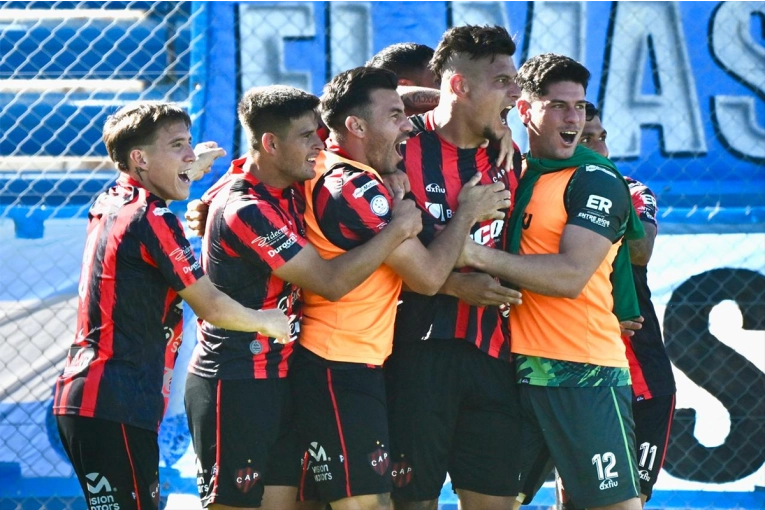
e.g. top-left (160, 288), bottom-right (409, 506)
top-left (261, 132), bottom-right (278, 155)
top-left (345, 115), bottom-right (365, 138)
top-left (129, 149), bottom-right (147, 170)
top-left (450, 73), bottom-right (468, 98)
top-left (516, 98), bottom-right (532, 125)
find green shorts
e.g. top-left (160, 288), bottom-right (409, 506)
top-left (517, 384), bottom-right (640, 508)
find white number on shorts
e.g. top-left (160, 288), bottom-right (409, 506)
top-left (592, 452), bottom-right (618, 480)
top-left (639, 442), bottom-right (658, 470)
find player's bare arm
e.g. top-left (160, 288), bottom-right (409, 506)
top-left (384, 172), bottom-right (510, 295)
top-left (179, 275), bottom-right (290, 341)
top-left (273, 192), bottom-right (422, 302)
top-left (466, 224), bottom-right (614, 298)
top-left (439, 271), bottom-right (522, 307)
top-left (628, 220), bottom-right (657, 266)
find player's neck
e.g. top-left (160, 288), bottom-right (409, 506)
top-left (246, 153), bottom-right (291, 189)
top-left (432, 102), bottom-right (487, 149)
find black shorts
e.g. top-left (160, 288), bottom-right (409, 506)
top-left (633, 393), bottom-right (675, 501)
top-left (385, 339), bottom-right (521, 501)
top-left (56, 415), bottom-right (161, 510)
top-left (290, 345), bottom-right (391, 503)
top-left (516, 384), bottom-right (640, 508)
top-left (184, 373), bottom-right (299, 508)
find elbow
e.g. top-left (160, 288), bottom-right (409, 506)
top-left (555, 276), bottom-right (588, 299)
top-left (404, 277), bottom-right (441, 296)
top-left (314, 284), bottom-right (345, 302)
top-left (194, 294), bottom-right (227, 326)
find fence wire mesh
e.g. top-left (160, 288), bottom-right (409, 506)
top-left (1, 1), bottom-right (763, 509)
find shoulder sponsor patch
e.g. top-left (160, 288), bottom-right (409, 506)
top-left (353, 180), bottom-right (379, 198)
top-left (370, 195), bottom-right (390, 216)
top-left (585, 165), bottom-right (616, 178)
top-left (153, 207), bottom-right (173, 216)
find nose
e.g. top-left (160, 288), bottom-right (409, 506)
top-left (310, 132), bottom-right (324, 151)
top-left (507, 80), bottom-right (521, 104)
top-left (184, 144), bottom-right (197, 162)
top-left (565, 105), bottom-right (582, 124)
top-left (401, 117), bottom-right (413, 135)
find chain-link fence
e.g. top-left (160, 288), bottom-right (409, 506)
top-left (1, 2), bottom-right (763, 509)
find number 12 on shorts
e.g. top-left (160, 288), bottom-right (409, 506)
top-left (592, 452), bottom-right (618, 481)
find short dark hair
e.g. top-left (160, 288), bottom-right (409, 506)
top-left (516, 53), bottom-right (590, 98)
top-left (102, 102), bottom-right (190, 173)
top-left (320, 66), bottom-right (399, 132)
top-left (585, 101), bottom-right (600, 121)
top-left (238, 85), bottom-right (320, 151)
top-left (429, 25), bottom-right (516, 82)
top-left (367, 43), bottom-right (435, 82)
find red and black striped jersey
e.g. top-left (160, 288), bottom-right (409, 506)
top-left (393, 111), bottom-right (521, 361)
top-left (623, 177), bottom-right (676, 400)
top-left (188, 158), bottom-right (306, 380)
top-left (53, 176), bottom-right (204, 431)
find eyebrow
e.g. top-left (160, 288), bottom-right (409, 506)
top-left (168, 135), bottom-right (191, 145)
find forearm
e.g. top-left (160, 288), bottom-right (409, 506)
top-left (469, 246), bottom-right (587, 298)
top-left (410, 213), bottom-right (475, 294)
top-left (193, 291), bottom-right (269, 331)
top-left (320, 223), bottom-right (411, 300)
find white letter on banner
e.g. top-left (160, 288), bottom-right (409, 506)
top-left (451, 1), bottom-right (509, 28)
top-left (710, 2), bottom-right (765, 160)
top-left (329, 2), bottom-right (372, 77)
top-left (602, 2), bottom-right (706, 158)
top-left (525, 1), bottom-right (586, 62)
top-left (238, 4), bottom-right (315, 92)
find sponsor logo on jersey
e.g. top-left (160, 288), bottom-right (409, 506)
top-left (425, 183), bottom-right (445, 194)
top-left (585, 165), bottom-right (616, 178)
top-left (577, 211), bottom-right (611, 228)
top-left (370, 195), bottom-right (390, 216)
top-left (599, 477), bottom-right (618, 490)
top-left (424, 202), bottom-right (453, 221)
top-left (471, 219), bottom-right (504, 245)
top-left (267, 233), bottom-right (298, 258)
top-left (586, 194), bottom-right (613, 213)
top-left (249, 340), bottom-right (263, 355)
top-left (152, 207), bottom-right (172, 216)
top-left (253, 226), bottom-right (288, 247)
top-left (62, 345), bottom-right (95, 377)
top-left (169, 246), bottom-right (194, 262)
top-left (353, 180), bottom-right (379, 198)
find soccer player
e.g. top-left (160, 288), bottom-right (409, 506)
top-left (291, 66), bottom-right (511, 510)
top-left (385, 25), bottom-right (524, 510)
top-left (576, 102), bottom-right (676, 507)
top-left (367, 43), bottom-right (438, 116)
top-left (184, 85), bottom-right (422, 510)
top-left (367, 42), bottom-right (437, 89)
top-left (52, 102), bottom-right (289, 510)
top-left (462, 53), bottom-right (644, 510)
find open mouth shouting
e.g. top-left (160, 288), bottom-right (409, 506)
top-left (560, 130), bottom-right (578, 145)
top-left (178, 170), bottom-right (192, 184)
